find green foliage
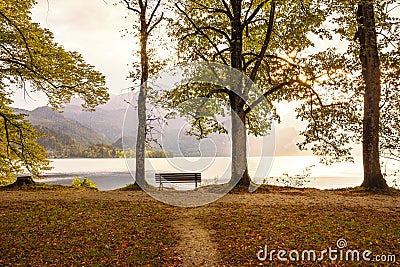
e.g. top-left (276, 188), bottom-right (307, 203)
top-left (0, 0), bottom-right (108, 110)
top-left (164, 0), bottom-right (330, 139)
top-left (296, 0), bottom-right (400, 163)
top-left (71, 176), bottom-right (98, 190)
top-left (0, 0), bottom-right (109, 182)
top-left (146, 150), bottom-right (173, 158)
top-left (81, 144), bottom-right (124, 159)
top-left (35, 125), bottom-right (82, 158)
top-left (26, 107), bottom-right (111, 148)
top-left (0, 94), bottom-right (50, 182)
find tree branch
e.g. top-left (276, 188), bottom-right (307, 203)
top-left (147, 13), bottom-right (164, 34)
top-left (245, 80), bottom-right (292, 114)
top-left (123, 0), bottom-right (141, 14)
top-left (147, 0), bottom-right (162, 26)
top-left (0, 10), bottom-right (34, 64)
top-left (197, 26), bottom-right (231, 42)
top-left (243, 0), bottom-right (269, 27)
top-left (0, 58), bottom-right (88, 91)
top-left (175, 2), bottom-right (229, 65)
top-left (220, 0), bottom-right (233, 20)
top-left (191, 0), bottom-right (232, 18)
top-left (249, 1), bottom-right (275, 81)
top-left (244, 0), bottom-right (255, 23)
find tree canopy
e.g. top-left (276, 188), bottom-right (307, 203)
top-left (163, 0), bottom-right (400, 189)
top-left (296, 0), bottom-right (400, 183)
top-left (164, 0), bottom-right (329, 185)
top-left (0, 0), bottom-right (109, 183)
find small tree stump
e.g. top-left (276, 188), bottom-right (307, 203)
top-left (12, 175), bottom-right (35, 187)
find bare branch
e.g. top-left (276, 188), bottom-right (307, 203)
top-left (147, 0), bottom-right (162, 26)
top-left (147, 12), bottom-right (164, 34)
top-left (123, 0), bottom-right (141, 14)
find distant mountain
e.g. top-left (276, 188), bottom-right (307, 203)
top-left (62, 93), bottom-right (137, 142)
top-left (113, 136), bottom-right (137, 150)
top-left (68, 92), bottom-right (135, 111)
top-left (12, 92), bottom-right (310, 158)
top-left (15, 106), bottom-right (111, 148)
top-left (61, 105), bottom-right (132, 142)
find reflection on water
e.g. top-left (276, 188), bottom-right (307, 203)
top-left (40, 157), bottom-right (399, 191)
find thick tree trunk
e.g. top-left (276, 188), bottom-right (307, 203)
top-left (230, 93), bottom-right (251, 187)
top-left (357, 2), bottom-right (388, 190)
top-left (135, 8), bottom-right (149, 188)
top-left (228, 0), bottom-right (250, 187)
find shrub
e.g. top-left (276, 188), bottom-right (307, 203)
top-left (71, 176), bottom-right (98, 190)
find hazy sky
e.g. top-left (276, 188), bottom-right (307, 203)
top-left (13, 0), bottom-right (138, 109)
top-left (12, 1), bottom-right (399, 111)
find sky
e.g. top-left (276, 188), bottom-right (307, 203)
top-left (13, 0), bottom-right (138, 109)
top-left (8, 0), bottom-right (372, 156)
top-left (12, 1), bottom-right (398, 114)
top-left (12, 0), bottom-right (339, 110)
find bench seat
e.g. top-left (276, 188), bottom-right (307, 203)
top-left (155, 173), bottom-right (201, 189)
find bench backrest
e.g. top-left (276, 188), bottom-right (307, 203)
top-left (155, 173), bottom-right (201, 183)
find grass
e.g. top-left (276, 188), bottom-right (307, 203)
top-left (0, 182), bottom-right (70, 191)
top-left (119, 183), bottom-right (143, 191)
top-left (330, 186), bottom-right (400, 196)
top-left (0, 187), bottom-right (399, 266)
top-left (118, 183), bottom-right (158, 191)
top-left (0, 200), bottom-right (181, 266)
top-left (200, 203), bottom-right (400, 266)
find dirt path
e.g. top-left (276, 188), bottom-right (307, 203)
top-left (173, 209), bottom-right (220, 266)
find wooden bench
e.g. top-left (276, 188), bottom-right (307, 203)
top-left (155, 173), bottom-right (201, 190)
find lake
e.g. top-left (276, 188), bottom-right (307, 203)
top-left (39, 156), bottom-right (399, 191)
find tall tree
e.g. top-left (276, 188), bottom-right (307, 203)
top-left (0, 0), bottom-right (108, 184)
top-left (356, 1), bottom-right (388, 189)
top-left (297, 0), bottom-right (400, 190)
top-left (123, 0), bottom-right (164, 187)
top-left (167, 0), bottom-right (327, 187)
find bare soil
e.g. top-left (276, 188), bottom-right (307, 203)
top-left (0, 187), bottom-right (398, 212)
top-left (172, 208), bottom-right (221, 266)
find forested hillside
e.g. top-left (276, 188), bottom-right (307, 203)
top-left (15, 107), bottom-right (111, 147)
